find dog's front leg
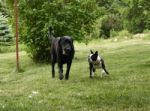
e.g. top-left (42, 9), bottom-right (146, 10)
top-left (52, 61), bottom-right (55, 78)
top-left (89, 63), bottom-right (93, 78)
top-left (58, 63), bottom-right (64, 80)
top-left (65, 62), bottom-right (72, 80)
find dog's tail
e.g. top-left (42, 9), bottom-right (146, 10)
top-left (101, 59), bottom-right (109, 74)
top-left (48, 26), bottom-right (55, 43)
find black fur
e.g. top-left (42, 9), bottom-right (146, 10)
top-left (48, 27), bottom-right (75, 80)
top-left (88, 50), bottom-right (109, 78)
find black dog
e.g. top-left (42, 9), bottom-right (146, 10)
top-left (88, 50), bottom-right (109, 78)
top-left (48, 27), bottom-right (75, 80)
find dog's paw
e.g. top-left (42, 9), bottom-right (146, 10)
top-left (59, 75), bottom-right (64, 80)
top-left (65, 76), bottom-right (69, 80)
top-left (52, 75), bottom-right (55, 78)
top-left (92, 72), bottom-right (95, 77)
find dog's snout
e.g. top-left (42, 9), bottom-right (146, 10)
top-left (66, 48), bottom-right (71, 52)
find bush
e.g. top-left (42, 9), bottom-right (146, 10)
top-left (99, 14), bottom-right (123, 39)
top-left (0, 12), bottom-right (13, 45)
top-left (118, 30), bottom-right (132, 39)
top-left (7, 0), bottom-right (100, 62)
top-left (126, 0), bottom-right (149, 34)
top-left (110, 30), bottom-right (119, 38)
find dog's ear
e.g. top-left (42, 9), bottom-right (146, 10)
top-left (68, 37), bottom-right (74, 44)
top-left (48, 26), bottom-right (55, 37)
top-left (95, 51), bottom-right (98, 55)
top-left (70, 37), bottom-right (74, 43)
top-left (48, 26), bottom-right (53, 33)
top-left (90, 50), bottom-right (94, 54)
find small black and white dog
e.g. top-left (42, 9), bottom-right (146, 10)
top-left (88, 50), bottom-right (109, 78)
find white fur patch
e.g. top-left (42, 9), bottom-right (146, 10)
top-left (92, 56), bottom-right (102, 69)
top-left (101, 70), bottom-right (105, 77)
top-left (92, 72), bottom-right (95, 77)
top-left (63, 50), bottom-right (65, 55)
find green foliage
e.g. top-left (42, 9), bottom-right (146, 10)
top-left (48, 0), bottom-right (100, 40)
top-left (98, 0), bottom-right (126, 38)
top-left (0, 0), bottom-right (8, 15)
top-left (0, 0), bottom-right (13, 53)
top-left (7, 0), bottom-right (100, 62)
top-left (110, 30), bottom-right (119, 38)
top-left (126, 0), bottom-right (150, 33)
top-left (100, 14), bottom-right (123, 38)
top-left (0, 13), bottom-right (13, 46)
top-left (98, 0), bottom-right (150, 38)
top-left (111, 30), bottom-right (133, 40)
top-left (118, 30), bottom-right (132, 39)
top-left (5, 0), bottom-right (150, 62)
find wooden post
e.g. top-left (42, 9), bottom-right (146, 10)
top-left (14, 0), bottom-right (19, 71)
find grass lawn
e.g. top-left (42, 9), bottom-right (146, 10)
top-left (0, 39), bottom-right (150, 111)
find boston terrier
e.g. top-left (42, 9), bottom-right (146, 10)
top-left (88, 50), bottom-right (109, 78)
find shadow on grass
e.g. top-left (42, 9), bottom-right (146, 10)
top-left (134, 60), bottom-right (150, 69)
top-left (79, 75), bottom-right (113, 83)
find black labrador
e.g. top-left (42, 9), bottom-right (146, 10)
top-left (48, 27), bottom-right (75, 80)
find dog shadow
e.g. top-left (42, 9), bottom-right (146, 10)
top-left (79, 74), bottom-right (113, 82)
top-left (91, 75), bottom-right (112, 81)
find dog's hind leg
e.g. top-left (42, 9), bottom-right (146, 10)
top-left (51, 54), bottom-right (56, 78)
top-left (101, 69), bottom-right (106, 78)
top-left (101, 59), bottom-right (109, 75)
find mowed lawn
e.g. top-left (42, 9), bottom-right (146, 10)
top-left (0, 39), bottom-right (150, 111)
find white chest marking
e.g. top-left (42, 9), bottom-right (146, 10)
top-left (89, 55), bottom-right (102, 69)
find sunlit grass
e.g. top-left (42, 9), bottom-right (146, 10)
top-left (0, 39), bottom-right (150, 111)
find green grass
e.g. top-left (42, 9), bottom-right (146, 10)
top-left (0, 39), bottom-right (150, 111)
top-left (0, 44), bottom-right (26, 53)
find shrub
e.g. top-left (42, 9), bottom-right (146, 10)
top-left (0, 12), bottom-right (13, 45)
top-left (7, 0), bottom-right (100, 62)
top-left (99, 14), bottom-right (123, 39)
top-left (126, 0), bottom-right (149, 34)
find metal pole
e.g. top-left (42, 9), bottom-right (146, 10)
top-left (14, 0), bottom-right (19, 71)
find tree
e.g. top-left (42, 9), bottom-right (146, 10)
top-left (100, 14), bottom-right (123, 38)
top-left (6, 0), bottom-right (100, 62)
top-left (0, 0), bottom-right (13, 47)
top-left (98, 0), bottom-right (124, 38)
top-left (126, 0), bottom-right (149, 33)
